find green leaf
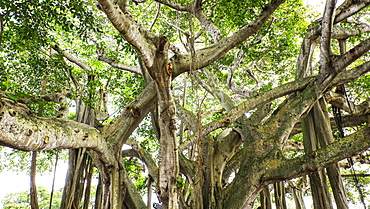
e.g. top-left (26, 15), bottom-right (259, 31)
top-left (5, 93), bottom-right (19, 102)
top-left (1, 76), bottom-right (12, 91)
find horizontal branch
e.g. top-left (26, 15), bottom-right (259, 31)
top-left (181, 58), bottom-right (370, 150)
top-left (264, 59), bottom-right (370, 143)
top-left (54, 45), bottom-right (92, 71)
top-left (97, 54), bottom-right (142, 75)
top-left (179, 77), bottom-right (315, 150)
top-left (1, 90), bottom-right (69, 104)
top-left (290, 113), bottom-right (370, 137)
top-left (326, 91), bottom-right (370, 116)
top-left (331, 60), bottom-right (370, 86)
top-left (333, 37), bottom-right (370, 74)
top-left (154, 0), bottom-right (190, 11)
top-left (203, 77), bottom-right (315, 135)
top-left (334, 0), bottom-right (370, 23)
top-left (341, 174), bottom-right (370, 178)
top-left (332, 24), bottom-right (370, 40)
top-left (263, 125), bottom-right (370, 182)
top-left (0, 98), bottom-right (115, 164)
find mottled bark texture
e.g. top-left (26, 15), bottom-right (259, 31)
top-left (1, 0), bottom-right (370, 208)
top-left (148, 35), bottom-right (180, 209)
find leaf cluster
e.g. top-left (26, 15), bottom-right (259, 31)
top-left (0, 148), bottom-right (67, 174)
top-left (2, 186), bottom-right (63, 209)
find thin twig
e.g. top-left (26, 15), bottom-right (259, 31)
top-left (149, 3), bottom-right (161, 31)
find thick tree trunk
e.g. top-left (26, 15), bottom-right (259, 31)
top-left (202, 135), bottom-right (223, 209)
top-left (148, 35), bottom-right (179, 209)
top-left (96, 160), bottom-right (121, 209)
top-left (299, 25), bottom-right (348, 206)
top-left (90, 149), bottom-right (145, 209)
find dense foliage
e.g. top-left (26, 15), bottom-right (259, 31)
top-left (2, 187), bottom-right (62, 209)
top-left (1, 0), bottom-right (370, 208)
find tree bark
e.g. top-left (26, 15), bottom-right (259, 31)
top-left (60, 148), bottom-right (91, 208)
top-left (302, 103), bottom-right (333, 209)
top-left (30, 151), bottom-right (39, 209)
top-left (274, 182), bottom-right (287, 209)
top-left (149, 36), bottom-right (179, 208)
top-left (313, 99), bottom-right (349, 209)
top-left (83, 157), bottom-right (93, 209)
top-left (260, 186), bottom-right (272, 209)
top-left (60, 99), bottom-right (96, 209)
top-left (289, 180), bottom-right (307, 209)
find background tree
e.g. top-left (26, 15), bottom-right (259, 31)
top-left (2, 187), bottom-right (63, 209)
top-left (1, 0), bottom-right (370, 208)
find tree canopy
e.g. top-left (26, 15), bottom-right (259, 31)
top-left (0, 0), bottom-right (370, 208)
